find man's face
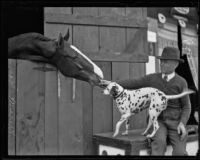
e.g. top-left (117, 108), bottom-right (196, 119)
top-left (160, 59), bottom-right (179, 74)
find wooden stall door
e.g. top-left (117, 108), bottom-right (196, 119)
top-left (15, 60), bottom-right (45, 155)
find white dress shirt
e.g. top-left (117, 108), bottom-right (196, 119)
top-left (162, 72), bottom-right (175, 82)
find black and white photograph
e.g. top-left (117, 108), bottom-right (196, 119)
top-left (2, 1), bottom-right (199, 157)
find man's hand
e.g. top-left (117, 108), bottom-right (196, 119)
top-left (194, 111), bottom-right (199, 123)
top-left (177, 122), bottom-right (187, 141)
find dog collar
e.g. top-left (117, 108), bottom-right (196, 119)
top-left (113, 89), bottom-right (124, 99)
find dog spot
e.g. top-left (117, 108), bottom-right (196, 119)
top-left (128, 96), bottom-right (130, 101)
top-left (161, 96), bottom-right (166, 101)
top-left (158, 92), bottom-right (162, 96)
top-left (142, 94), bottom-right (149, 99)
top-left (135, 103), bottom-right (137, 106)
top-left (132, 108), bottom-right (140, 114)
top-left (152, 116), bottom-right (155, 121)
top-left (156, 109), bottom-right (159, 112)
top-left (152, 104), bottom-right (155, 108)
top-left (138, 101), bottom-right (145, 108)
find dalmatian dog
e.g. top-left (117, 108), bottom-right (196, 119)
top-left (100, 80), bottom-right (194, 138)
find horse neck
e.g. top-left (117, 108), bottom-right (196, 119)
top-left (8, 34), bottom-right (56, 59)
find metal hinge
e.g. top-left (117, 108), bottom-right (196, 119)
top-left (33, 66), bottom-right (56, 72)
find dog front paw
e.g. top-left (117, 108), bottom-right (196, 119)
top-left (141, 131), bottom-right (147, 136)
top-left (122, 131), bottom-right (128, 136)
top-left (146, 134), bottom-right (152, 138)
top-left (112, 132), bottom-right (118, 137)
top-left (146, 133), bottom-right (155, 138)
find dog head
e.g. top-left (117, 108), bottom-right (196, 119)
top-left (102, 81), bottom-right (123, 97)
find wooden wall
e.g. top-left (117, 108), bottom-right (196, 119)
top-left (8, 7), bottom-right (148, 155)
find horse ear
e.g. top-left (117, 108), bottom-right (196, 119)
top-left (64, 29), bottom-right (70, 41)
top-left (58, 33), bottom-right (64, 48)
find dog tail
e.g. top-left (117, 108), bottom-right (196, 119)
top-left (166, 89), bottom-right (195, 100)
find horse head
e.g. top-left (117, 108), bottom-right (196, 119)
top-left (50, 30), bottom-right (104, 85)
top-left (8, 30), bottom-right (104, 86)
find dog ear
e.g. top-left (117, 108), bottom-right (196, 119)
top-left (110, 86), bottom-right (118, 96)
top-left (57, 33), bottom-right (64, 48)
top-left (64, 29), bottom-right (70, 41)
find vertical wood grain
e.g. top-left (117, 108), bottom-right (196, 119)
top-left (93, 62), bottom-right (113, 134)
top-left (44, 16), bottom-right (72, 154)
top-left (73, 8), bottom-right (99, 154)
top-left (8, 59), bottom-right (16, 155)
top-left (16, 60), bottom-right (45, 155)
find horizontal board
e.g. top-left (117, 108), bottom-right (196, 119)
top-left (45, 13), bottom-right (147, 28)
top-left (10, 51), bottom-right (148, 63)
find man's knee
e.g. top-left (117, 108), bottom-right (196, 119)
top-left (151, 138), bottom-right (167, 155)
top-left (172, 146), bottom-right (188, 155)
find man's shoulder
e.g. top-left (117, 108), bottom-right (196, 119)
top-left (175, 73), bottom-right (187, 83)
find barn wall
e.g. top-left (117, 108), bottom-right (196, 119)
top-left (8, 7), bottom-right (148, 155)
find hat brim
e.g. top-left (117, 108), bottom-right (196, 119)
top-left (156, 56), bottom-right (184, 63)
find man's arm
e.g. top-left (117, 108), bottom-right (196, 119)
top-left (179, 80), bottom-right (192, 126)
top-left (117, 74), bottom-right (153, 89)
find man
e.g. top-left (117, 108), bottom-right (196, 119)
top-left (117, 47), bottom-right (191, 155)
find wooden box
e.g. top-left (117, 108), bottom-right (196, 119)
top-left (93, 125), bottom-right (198, 155)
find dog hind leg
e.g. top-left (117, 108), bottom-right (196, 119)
top-left (146, 117), bottom-right (159, 138)
top-left (142, 115), bottom-right (152, 136)
top-left (146, 108), bottom-right (160, 138)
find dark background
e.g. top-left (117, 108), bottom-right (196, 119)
top-left (1, 1), bottom-right (199, 157)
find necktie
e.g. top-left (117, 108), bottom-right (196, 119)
top-left (163, 75), bottom-right (168, 81)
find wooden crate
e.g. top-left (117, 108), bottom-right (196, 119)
top-left (93, 125), bottom-right (199, 155)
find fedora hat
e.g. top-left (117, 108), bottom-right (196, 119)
top-left (157, 47), bottom-right (184, 63)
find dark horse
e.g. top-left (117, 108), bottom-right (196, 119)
top-left (8, 30), bottom-right (103, 85)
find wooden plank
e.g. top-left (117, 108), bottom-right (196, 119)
top-left (55, 24), bottom-right (84, 155)
top-left (45, 13), bottom-right (147, 28)
top-left (44, 66), bottom-right (58, 155)
top-left (44, 22), bottom-right (72, 154)
top-left (73, 26), bottom-right (99, 52)
top-left (44, 7), bottom-right (72, 14)
top-left (82, 81), bottom-right (93, 155)
top-left (99, 7), bottom-right (126, 17)
top-left (72, 7), bottom-right (99, 155)
top-left (57, 75), bottom-right (84, 155)
top-left (129, 63), bottom-right (147, 129)
top-left (126, 27), bottom-right (148, 57)
top-left (8, 59), bottom-right (16, 155)
top-left (93, 62), bottom-right (113, 134)
top-left (99, 27), bottom-right (126, 54)
top-left (73, 7), bottom-right (98, 15)
top-left (112, 63), bottom-right (130, 133)
top-left (16, 60), bottom-right (45, 155)
top-left (126, 8), bottom-right (144, 19)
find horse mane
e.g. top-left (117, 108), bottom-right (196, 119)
top-left (29, 32), bottom-right (54, 41)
